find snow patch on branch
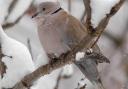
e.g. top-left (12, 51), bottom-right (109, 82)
top-left (61, 64), bottom-right (74, 77)
top-left (77, 78), bottom-right (93, 89)
top-left (75, 52), bottom-right (85, 61)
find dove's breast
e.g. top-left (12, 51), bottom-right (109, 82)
top-left (37, 11), bottom-right (71, 57)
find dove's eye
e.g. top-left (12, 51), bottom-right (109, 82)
top-left (42, 8), bottom-right (46, 11)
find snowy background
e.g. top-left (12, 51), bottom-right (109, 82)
top-left (0, 0), bottom-right (128, 89)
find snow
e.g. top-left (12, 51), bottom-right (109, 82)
top-left (91, 0), bottom-right (120, 28)
top-left (6, 16), bottom-right (42, 61)
top-left (35, 53), bottom-right (49, 68)
top-left (86, 48), bottom-right (93, 54)
top-left (6, 0), bottom-right (33, 23)
top-left (0, 25), bottom-right (35, 88)
top-left (77, 78), bottom-right (93, 89)
top-left (61, 64), bottom-right (74, 77)
top-left (75, 52), bottom-right (85, 61)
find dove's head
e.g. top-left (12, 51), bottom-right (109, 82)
top-left (32, 2), bottom-right (61, 18)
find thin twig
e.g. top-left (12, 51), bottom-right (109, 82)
top-left (90, 0), bottom-right (125, 48)
top-left (54, 70), bottom-right (63, 89)
top-left (2, 0), bottom-right (35, 29)
top-left (81, 10), bottom-right (86, 23)
top-left (96, 0), bottom-right (125, 32)
top-left (27, 38), bottom-right (34, 60)
top-left (4, 0), bottom-right (18, 21)
top-left (68, 0), bottom-right (72, 13)
top-left (83, 0), bottom-right (94, 32)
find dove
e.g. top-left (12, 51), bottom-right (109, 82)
top-left (32, 1), bottom-right (109, 89)
top-left (0, 25), bottom-right (35, 89)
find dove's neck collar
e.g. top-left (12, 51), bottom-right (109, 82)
top-left (51, 7), bottom-right (62, 14)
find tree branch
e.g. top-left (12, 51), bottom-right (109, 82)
top-left (90, 0), bottom-right (125, 48)
top-left (95, 0), bottom-right (125, 35)
top-left (68, 0), bottom-right (72, 13)
top-left (83, 0), bottom-right (94, 32)
top-left (2, 0), bottom-right (35, 29)
top-left (27, 38), bottom-right (34, 60)
top-left (12, 0), bottom-right (124, 89)
top-left (54, 69), bottom-right (63, 89)
top-left (4, 0), bottom-right (18, 22)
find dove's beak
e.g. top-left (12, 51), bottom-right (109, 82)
top-left (32, 12), bottom-right (40, 18)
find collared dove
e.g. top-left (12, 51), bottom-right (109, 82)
top-left (33, 2), bottom-right (109, 89)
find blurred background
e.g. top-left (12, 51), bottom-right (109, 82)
top-left (0, 0), bottom-right (128, 89)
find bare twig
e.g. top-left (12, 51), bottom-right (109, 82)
top-left (27, 38), bottom-right (34, 60)
top-left (83, 0), bottom-right (94, 32)
top-left (54, 70), bottom-right (63, 89)
top-left (81, 10), bottom-right (86, 23)
top-left (2, 0), bottom-right (35, 29)
top-left (90, 0), bottom-right (125, 48)
top-left (68, 0), bottom-right (72, 13)
top-left (12, 0), bottom-right (124, 89)
top-left (96, 0), bottom-right (125, 33)
top-left (2, 13), bottom-right (26, 29)
top-left (4, 0), bottom-right (18, 21)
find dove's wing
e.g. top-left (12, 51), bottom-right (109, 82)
top-left (60, 14), bottom-right (88, 49)
top-left (37, 10), bottom-right (88, 57)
